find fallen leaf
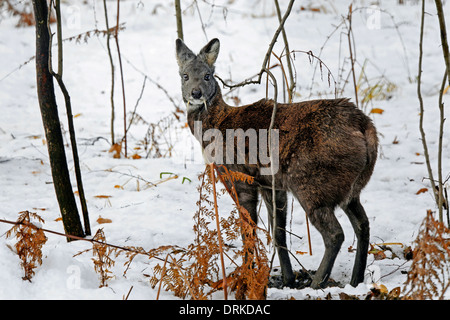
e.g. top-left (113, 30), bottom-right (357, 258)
top-left (94, 195), bottom-right (112, 199)
top-left (375, 283), bottom-right (388, 293)
top-left (368, 244), bottom-right (387, 260)
top-left (388, 287), bottom-right (401, 299)
top-left (131, 153), bottom-right (141, 159)
top-left (97, 216), bottom-right (112, 224)
top-left (370, 108), bottom-right (384, 114)
top-left (109, 143), bottom-right (122, 159)
top-left (373, 250), bottom-right (386, 260)
top-left (300, 6), bottom-right (321, 12)
top-left (74, 113), bottom-right (82, 118)
top-left (416, 188), bottom-right (428, 195)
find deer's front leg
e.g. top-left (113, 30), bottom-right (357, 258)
top-left (261, 188), bottom-right (295, 287)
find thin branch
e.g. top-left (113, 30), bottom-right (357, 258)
top-left (0, 218), bottom-right (170, 264)
top-left (291, 49), bottom-right (338, 96)
top-left (437, 69), bottom-right (447, 223)
top-left (271, 51), bottom-right (291, 102)
top-left (114, 0), bottom-right (127, 157)
top-left (175, 0), bottom-right (183, 41)
top-left (346, 4), bottom-right (359, 109)
top-left (103, 0), bottom-right (116, 145)
top-left (418, 0), bottom-right (439, 209)
top-left (274, 0), bottom-right (295, 101)
top-left (125, 75), bottom-right (147, 136)
top-left (218, 0), bottom-right (295, 90)
top-left (263, 67), bottom-right (279, 272)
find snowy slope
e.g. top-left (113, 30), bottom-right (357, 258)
top-left (0, 0), bottom-right (448, 300)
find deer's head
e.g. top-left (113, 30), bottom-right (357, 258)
top-left (176, 38), bottom-right (220, 112)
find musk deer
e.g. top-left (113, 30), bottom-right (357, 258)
top-left (176, 38), bottom-right (378, 289)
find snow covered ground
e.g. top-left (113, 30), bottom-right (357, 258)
top-left (0, 0), bottom-right (448, 300)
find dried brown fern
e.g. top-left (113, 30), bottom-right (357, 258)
top-left (148, 169), bottom-right (222, 300)
top-left (148, 164), bottom-right (270, 300)
top-left (214, 164), bottom-right (271, 300)
top-left (65, 164), bottom-right (268, 299)
top-left (75, 228), bottom-right (115, 287)
top-left (5, 211), bottom-right (48, 281)
top-left (403, 210), bottom-right (450, 300)
top-left (92, 229), bottom-right (116, 287)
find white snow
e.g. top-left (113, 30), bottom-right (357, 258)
top-left (0, 0), bottom-right (448, 300)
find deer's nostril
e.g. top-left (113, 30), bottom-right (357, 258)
top-left (192, 89), bottom-right (202, 99)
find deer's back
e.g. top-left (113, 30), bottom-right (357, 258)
top-left (208, 97), bottom-right (371, 161)
top-left (202, 98), bottom-right (376, 205)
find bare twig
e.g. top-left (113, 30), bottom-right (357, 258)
top-left (123, 56), bottom-right (182, 113)
top-left (125, 76), bottom-right (147, 136)
top-left (175, 0), bottom-right (183, 41)
top-left (103, 0), bottom-right (116, 145)
top-left (271, 51), bottom-right (291, 102)
top-left (274, 0), bottom-right (295, 102)
top-left (346, 4), bottom-right (359, 109)
top-left (291, 49), bottom-right (338, 97)
top-left (437, 69), bottom-right (447, 223)
top-left (114, 0), bottom-right (127, 157)
top-left (194, 0), bottom-right (208, 41)
top-left (217, 0), bottom-right (295, 90)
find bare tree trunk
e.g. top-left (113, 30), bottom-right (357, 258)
top-left (49, 0), bottom-right (91, 236)
top-left (32, 0), bottom-right (84, 240)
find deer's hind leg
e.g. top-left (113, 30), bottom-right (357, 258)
top-left (341, 197), bottom-right (369, 287)
top-left (307, 206), bottom-right (344, 289)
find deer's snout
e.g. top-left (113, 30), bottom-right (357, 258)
top-left (191, 89), bottom-right (202, 99)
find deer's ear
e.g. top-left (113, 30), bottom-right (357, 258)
top-left (176, 39), bottom-right (196, 67)
top-left (198, 38), bottom-right (220, 67)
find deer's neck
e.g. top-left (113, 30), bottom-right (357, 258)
top-left (186, 86), bottom-right (230, 133)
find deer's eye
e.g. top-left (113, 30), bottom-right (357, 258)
top-left (204, 73), bottom-right (211, 81)
top-left (183, 74), bottom-right (189, 81)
